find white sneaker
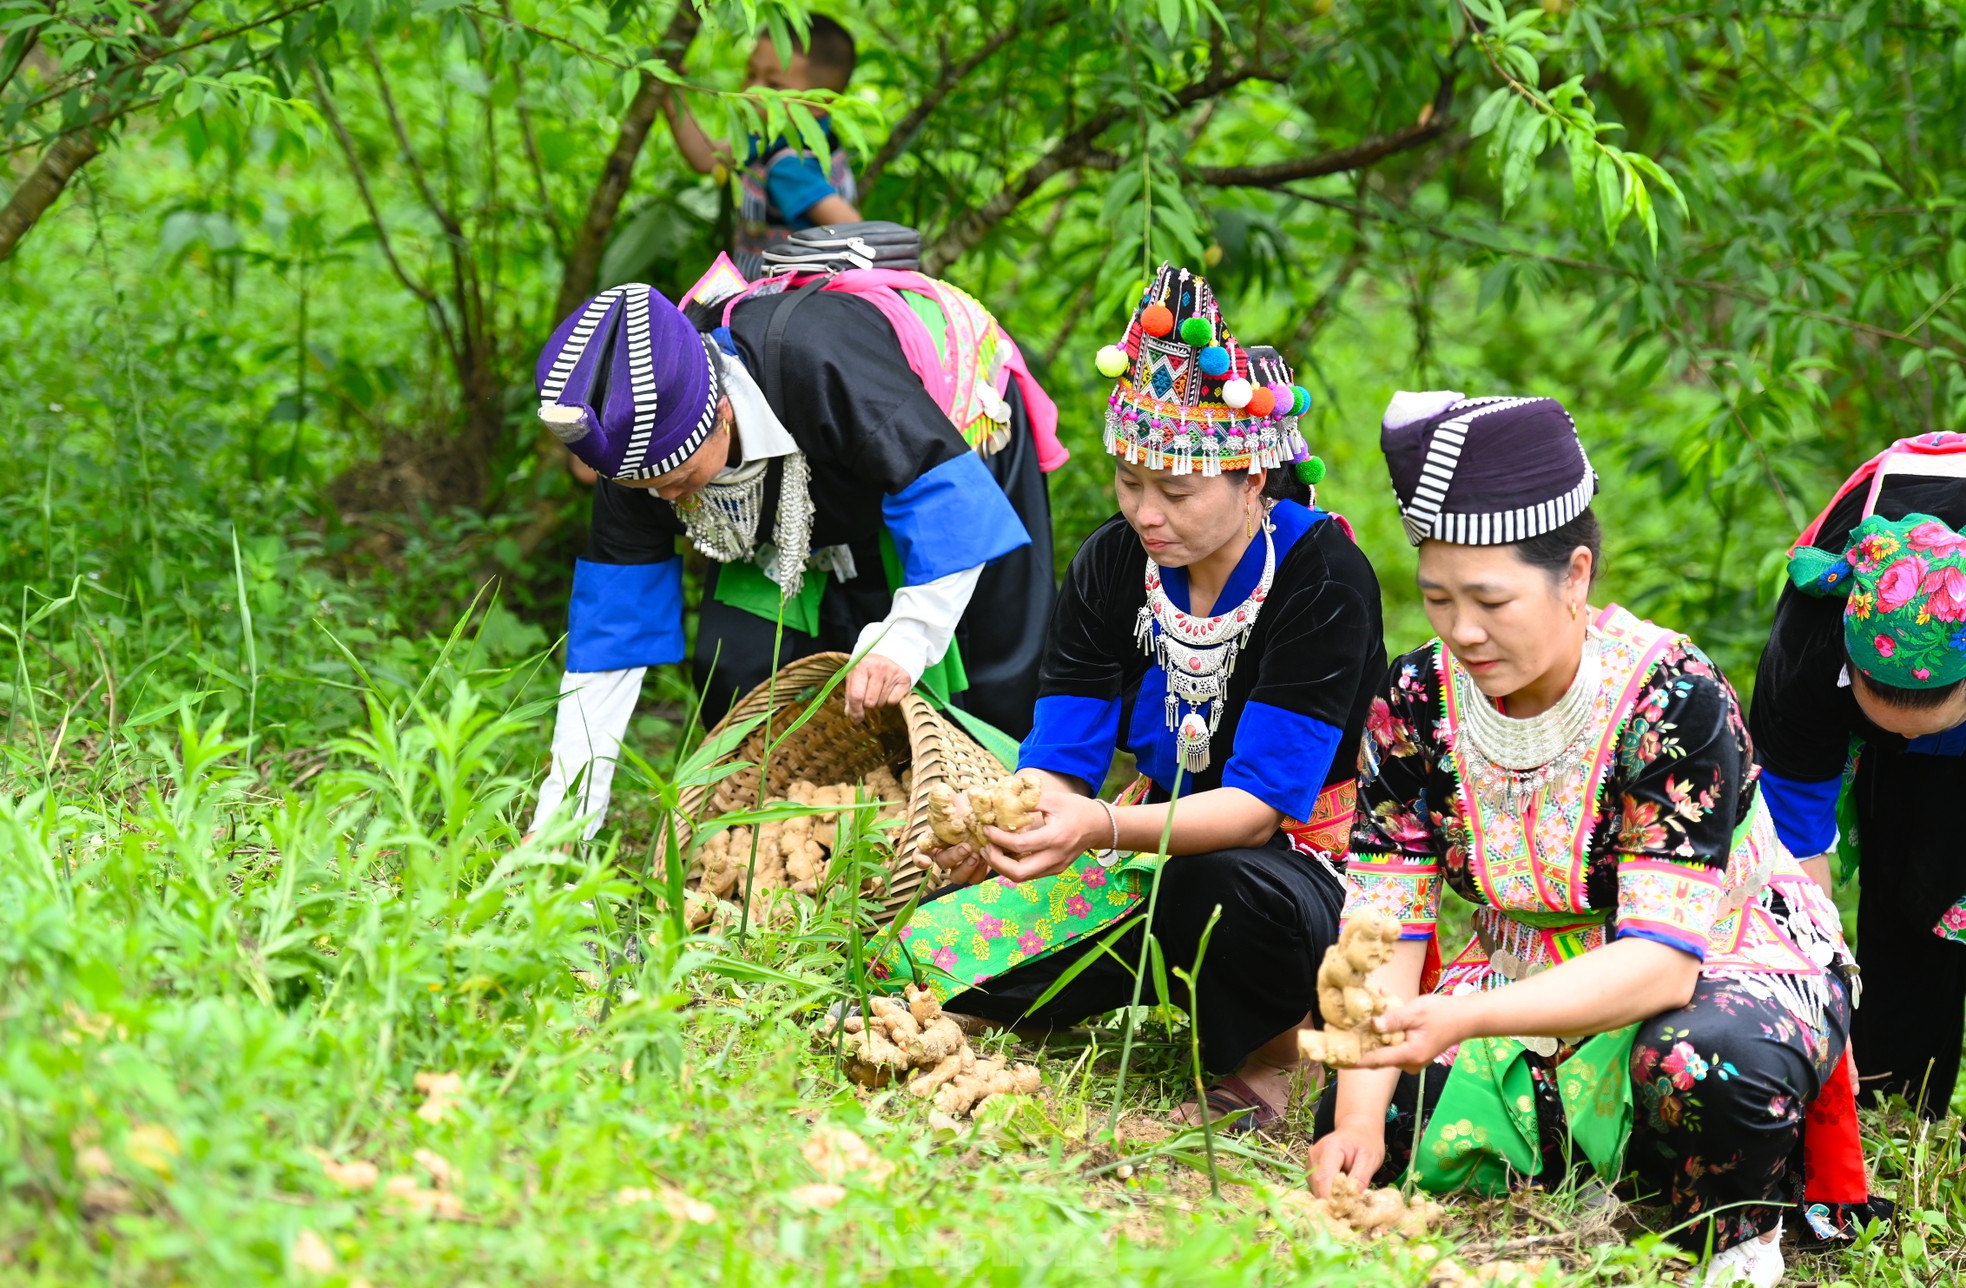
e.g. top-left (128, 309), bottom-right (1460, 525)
top-left (1702, 1219), bottom-right (1784, 1286)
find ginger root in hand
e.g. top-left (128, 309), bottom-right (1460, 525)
top-left (925, 785), bottom-right (975, 850)
top-left (1297, 910), bottom-right (1406, 1067)
top-left (926, 771), bottom-right (1045, 852)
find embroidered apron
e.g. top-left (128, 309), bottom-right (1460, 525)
top-left (874, 779), bottom-right (1357, 1000)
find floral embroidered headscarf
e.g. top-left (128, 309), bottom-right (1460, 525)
top-left (1788, 512), bottom-right (1966, 688)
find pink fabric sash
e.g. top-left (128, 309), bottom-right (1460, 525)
top-left (728, 267), bottom-right (1067, 473)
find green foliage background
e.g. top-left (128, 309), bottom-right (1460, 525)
top-left (4, 0), bottom-right (1966, 1282)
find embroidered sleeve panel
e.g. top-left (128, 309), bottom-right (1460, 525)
top-left (1614, 857), bottom-right (1725, 958)
top-left (1344, 853), bottom-right (1442, 938)
top-left (1347, 645), bottom-right (1446, 938)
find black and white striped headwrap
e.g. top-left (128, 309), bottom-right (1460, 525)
top-left (1380, 391), bottom-right (1598, 547)
top-left (534, 283), bottom-right (725, 481)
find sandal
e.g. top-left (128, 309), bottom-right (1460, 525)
top-left (1183, 1073), bottom-right (1284, 1136)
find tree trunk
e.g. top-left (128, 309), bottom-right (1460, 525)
top-left (553, 5), bottom-right (702, 321)
top-left (0, 2), bottom-right (194, 262)
top-left (0, 130), bottom-right (104, 263)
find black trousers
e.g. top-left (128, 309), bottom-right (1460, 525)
top-left (1848, 742), bottom-right (1966, 1118)
top-left (692, 385), bottom-right (1054, 738)
top-left (943, 835), bottom-right (1345, 1074)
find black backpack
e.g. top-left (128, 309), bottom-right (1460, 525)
top-left (759, 220), bottom-right (921, 274)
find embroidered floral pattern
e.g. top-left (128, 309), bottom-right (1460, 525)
top-left (1788, 512), bottom-right (1966, 688)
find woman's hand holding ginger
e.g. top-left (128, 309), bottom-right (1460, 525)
top-left (922, 836), bottom-right (991, 887)
top-left (1306, 1120), bottom-right (1388, 1198)
top-left (980, 790), bottom-right (1102, 883)
top-left (1349, 994), bottom-right (1471, 1075)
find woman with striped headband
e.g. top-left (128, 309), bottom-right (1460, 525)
top-left (526, 276), bottom-right (1054, 841)
top-left (893, 264), bottom-right (1387, 1131)
top-left (1308, 392), bottom-right (1870, 1286)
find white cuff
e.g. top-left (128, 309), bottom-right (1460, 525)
top-left (852, 564), bottom-right (983, 682)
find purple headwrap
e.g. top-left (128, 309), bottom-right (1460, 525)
top-left (535, 284), bottom-right (724, 481)
top-left (1380, 391), bottom-right (1597, 546)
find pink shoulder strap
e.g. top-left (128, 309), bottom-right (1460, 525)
top-left (1793, 432), bottom-right (1966, 552)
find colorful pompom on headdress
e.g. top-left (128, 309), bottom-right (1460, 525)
top-left (535, 283), bottom-right (724, 482)
top-left (1097, 263), bottom-right (1310, 476)
top-left (1789, 512), bottom-right (1966, 689)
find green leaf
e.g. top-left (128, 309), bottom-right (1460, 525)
top-left (127, 690), bottom-right (220, 728)
top-left (1569, 136), bottom-right (1596, 204)
top-left (1501, 43), bottom-right (1540, 86)
top-left (1632, 175), bottom-right (1657, 255)
top-left (1469, 85), bottom-right (1512, 138)
top-left (785, 101), bottom-right (832, 173)
top-left (1901, 347), bottom-right (1929, 378)
top-left (1625, 153), bottom-right (1689, 219)
top-left (1499, 110), bottom-right (1545, 213)
top-left (1596, 154), bottom-right (1626, 242)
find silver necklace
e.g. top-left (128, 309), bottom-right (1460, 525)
top-left (1134, 514), bottom-right (1276, 774)
top-left (1452, 628), bottom-right (1601, 812)
top-left (677, 451), bottom-right (817, 598)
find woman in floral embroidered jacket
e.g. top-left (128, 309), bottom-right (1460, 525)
top-left (1306, 392), bottom-right (1867, 1285)
top-left (890, 265), bottom-right (1386, 1130)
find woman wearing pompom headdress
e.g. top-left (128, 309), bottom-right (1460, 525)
top-left (894, 263), bottom-right (1388, 1131)
top-left (1749, 434), bottom-right (1966, 1154)
top-left (1308, 392), bottom-right (1871, 1284)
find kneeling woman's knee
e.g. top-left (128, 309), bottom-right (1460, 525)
top-left (1629, 1014), bottom-right (1813, 1140)
top-left (1159, 851), bottom-right (1326, 943)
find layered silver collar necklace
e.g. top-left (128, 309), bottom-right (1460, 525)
top-left (1134, 513), bottom-right (1277, 774)
top-left (1452, 627), bottom-right (1602, 812)
top-left (675, 451), bottom-right (817, 599)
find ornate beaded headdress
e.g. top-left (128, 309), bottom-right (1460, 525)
top-left (1096, 263), bottom-right (1311, 476)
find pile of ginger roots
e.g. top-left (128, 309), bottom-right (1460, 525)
top-left (818, 983), bottom-right (1041, 1118)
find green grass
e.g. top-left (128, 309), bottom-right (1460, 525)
top-left (2, 511), bottom-right (1961, 1287)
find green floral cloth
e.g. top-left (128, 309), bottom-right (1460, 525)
top-left (1789, 511), bottom-right (1966, 689)
top-left (874, 849), bottom-right (1162, 1000)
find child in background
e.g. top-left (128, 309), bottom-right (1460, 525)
top-left (663, 15), bottom-right (864, 277)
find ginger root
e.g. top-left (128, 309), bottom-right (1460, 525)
top-left (817, 983), bottom-right (1041, 1119)
top-left (1277, 1174), bottom-right (1442, 1241)
top-left (926, 771), bottom-right (1045, 852)
top-left (1297, 910), bottom-right (1406, 1068)
top-left (689, 767), bottom-right (913, 916)
top-left (925, 785), bottom-right (975, 849)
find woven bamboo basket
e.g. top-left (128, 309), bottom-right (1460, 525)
top-left (672, 652), bottom-right (1012, 923)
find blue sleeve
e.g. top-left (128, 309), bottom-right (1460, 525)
top-left (566, 558), bottom-right (687, 672)
top-left (1221, 700), bottom-right (1344, 822)
top-left (882, 452), bottom-right (1032, 584)
top-left (1018, 694), bottom-right (1120, 791)
top-left (765, 152), bottom-right (838, 224)
top-left (1757, 770), bottom-right (1841, 857)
